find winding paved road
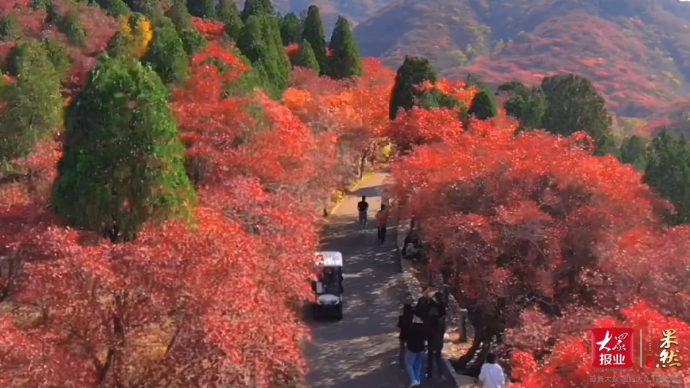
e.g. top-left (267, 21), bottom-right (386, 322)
top-left (305, 171), bottom-right (455, 388)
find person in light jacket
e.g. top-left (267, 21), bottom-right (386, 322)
top-left (478, 353), bottom-right (506, 388)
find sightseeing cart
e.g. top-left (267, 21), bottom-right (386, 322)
top-left (311, 251), bottom-right (344, 320)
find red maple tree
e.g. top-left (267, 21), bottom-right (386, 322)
top-left (0, 35), bottom-right (326, 388)
top-left (389, 112), bottom-right (690, 382)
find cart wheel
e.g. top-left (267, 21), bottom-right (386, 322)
top-left (335, 306), bottom-right (343, 320)
top-left (313, 306), bottom-right (320, 320)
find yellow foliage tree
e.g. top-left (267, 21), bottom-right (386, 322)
top-left (117, 14), bottom-right (153, 58)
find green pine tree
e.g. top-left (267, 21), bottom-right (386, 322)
top-left (44, 0), bottom-right (59, 23)
top-left (237, 15), bottom-right (290, 97)
top-left (0, 15), bottom-right (22, 41)
top-left (166, 0), bottom-right (193, 30)
top-left (127, 0), bottom-right (163, 24)
top-left (292, 39), bottom-right (319, 72)
top-left (468, 90), bottom-right (498, 120)
top-left (187, 0), bottom-right (215, 19)
top-left (496, 81), bottom-right (526, 94)
top-left (142, 18), bottom-right (189, 84)
top-left (280, 12), bottom-right (301, 45)
top-left (31, 0), bottom-right (51, 11)
top-left (619, 135), bottom-right (649, 171)
top-left (0, 39), bottom-right (62, 161)
top-left (165, 0), bottom-right (207, 54)
top-left (302, 5), bottom-right (328, 75)
top-left (179, 28), bottom-right (207, 54)
top-left (94, 0), bottom-right (131, 17)
top-left (241, 0), bottom-right (275, 21)
top-left (643, 129), bottom-right (690, 225)
top-left (541, 74), bottom-right (616, 156)
top-left (59, 7), bottom-right (87, 47)
top-left (389, 56), bottom-right (437, 119)
top-left (52, 56), bottom-right (195, 243)
top-left (327, 15), bottom-right (361, 79)
top-left (502, 82), bottom-right (546, 131)
top-left (217, 0), bottom-right (243, 40)
top-left (106, 30), bottom-right (133, 58)
top-left (41, 37), bottom-right (71, 81)
top-left (419, 89), bottom-right (467, 118)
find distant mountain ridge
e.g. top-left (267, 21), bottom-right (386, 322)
top-left (352, 0), bottom-right (690, 117)
top-left (253, 0), bottom-right (393, 32)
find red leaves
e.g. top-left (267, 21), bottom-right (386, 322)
top-left (283, 64), bottom-right (389, 188)
top-left (385, 107), bottom-right (464, 151)
top-left (0, 207), bottom-right (312, 387)
top-left (187, 41), bottom-right (249, 87)
top-left (191, 16), bottom-right (225, 38)
top-left (510, 302), bottom-right (690, 387)
top-left (0, 32), bottom-right (332, 388)
top-left (390, 93), bottom-right (690, 385)
top-left (285, 43), bottom-right (299, 61)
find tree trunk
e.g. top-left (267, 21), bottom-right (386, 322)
top-left (455, 326), bottom-right (483, 371)
top-left (99, 301), bottom-right (126, 386)
top-left (358, 150), bottom-right (368, 179)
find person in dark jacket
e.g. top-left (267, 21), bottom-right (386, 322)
top-left (426, 292), bottom-right (447, 379)
top-left (415, 286), bottom-right (435, 321)
top-left (402, 314), bottom-right (427, 387)
top-left (398, 304), bottom-right (414, 369)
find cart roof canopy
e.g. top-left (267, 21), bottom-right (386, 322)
top-left (315, 251), bottom-right (343, 267)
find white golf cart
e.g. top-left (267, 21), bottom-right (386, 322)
top-left (311, 251), bottom-right (344, 320)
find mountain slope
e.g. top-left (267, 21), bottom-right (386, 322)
top-left (252, 0), bottom-right (393, 32)
top-left (354, 0), bottom-right (690, 117)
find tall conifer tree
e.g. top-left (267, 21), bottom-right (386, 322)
top-left (241, 0), bottom-right (274, 21)
top-left (217, 0), bottom-right (243, 40)
top-left (302, 5), bottom-right (327, 75)
top-left (187, 0), bottom-right (215, 18)
top-left (53, 56), bottom-right (195, 243)
top-left (292, 39), bottom-right (319, 72)
top-left (237, 15), bottom-right (290, 95)
top-left (389, 56), bottom-right (437, 119)
top-left (280, 12), bottom-right (301, 45)
top-left (327, 15), bottom-right (361, 79)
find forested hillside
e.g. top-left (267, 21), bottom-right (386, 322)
top-left (232, 0), bottom-right (392, 34)
top-left (354, 0), bottom-right (690, 118)
top-left (0, 0), bottom-right (690, 387)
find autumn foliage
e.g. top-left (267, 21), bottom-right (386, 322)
top-left (4, 1), bottom-right (690, 387)
top-left (191, 16), bottom-right (224, 38)
top-left (390, 107), bottom-right (690, 383)
top-left (283, 59), bottom-right (393, 182)
top-left (0, 10), bottom-right (383, 385)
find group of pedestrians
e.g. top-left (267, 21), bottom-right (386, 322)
top-left (357, 196), bottom-right (389, 245)
top-left (397, 287), bottom-right (507, 388)
top-left (397, 286), bottom-right (447, 387)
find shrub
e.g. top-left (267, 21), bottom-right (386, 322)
top-left (0, 40), bottom-right (62, 161)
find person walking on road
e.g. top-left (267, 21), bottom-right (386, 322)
top-left (398, 303), bottom-right (414, 369)
top-left (375, 204), bottom-right (389, 244)
top-left (426, 292), bottom-right (447, 380)
top-left (357, 196), bottom-right (369, 230)
top-left (402, 314), bottom-right (427, 387)
top-left (478, 353), bottom-right (506, 388)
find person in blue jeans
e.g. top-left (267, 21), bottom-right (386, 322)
top-left (402, 314), bottom-right (427, 387)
